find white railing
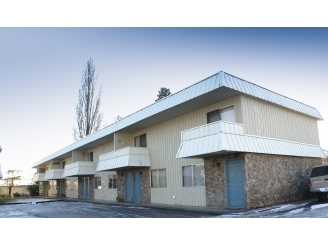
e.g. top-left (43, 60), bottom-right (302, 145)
top-left (181, 121), bottom-right (244, 141)
top-left (99, 147), bottom-right (150, 161)
top-left (32, 173), bottom-right (45, 182)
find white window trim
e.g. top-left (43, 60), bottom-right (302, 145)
top-left (206, 104), bottom-right (235, 123)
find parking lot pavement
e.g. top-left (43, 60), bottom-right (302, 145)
top-left (0, 200), bottom-right (217, 218)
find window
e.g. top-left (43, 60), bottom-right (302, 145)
top-left (207, 106), bottom-right (235, 123)
top-left (182, 164), bottom-right (205, 187)
top-left (134, 134), bottom-right (147, 147)
top-left (62, 161), bottom-right (66, 169)
top-left (95, 176), bottom-right (102, 189)
top-left (87, 152), bottom-right (93, 161)
top-left (108, 174), bottom-right (117, 189)
top-left (39, 168), bottom-right (46, 173)
top-left (151, 169), bottom-right (167, 188)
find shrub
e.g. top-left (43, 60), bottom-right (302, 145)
top-left (26, 183), bottom-right (39, 196)
top-left (13, 192), bottom-right (22, 197)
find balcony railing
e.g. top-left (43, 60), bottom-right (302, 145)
top-left (97, 146), bottom-right (151, 171)
top-left (32, 173), bottom-right (45, 182)
top-left (44, 169), bottom-right (65, 180)
top-left (62, 161), bottom-right (95, 177)
top-left (176, 120), bottom-right (326, 159)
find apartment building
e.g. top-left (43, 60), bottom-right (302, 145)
top-left (32, 71), bottom-right (325, 209)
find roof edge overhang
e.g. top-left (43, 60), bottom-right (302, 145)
top-left (33, 70), bottom-right (323, 167)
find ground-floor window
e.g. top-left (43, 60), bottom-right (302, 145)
top-left (151, 169), bottom-right (167, 188)
top-left (108, 174), bottom-right (117, 189)
top-left (182, 164), bottom-right (205, 187)
top-left (95, 176), bottom-right (102, 189)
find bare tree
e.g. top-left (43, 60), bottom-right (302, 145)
top-left (73, 58), bottom-right (103, 141)
top-left (3, 170), bottom-right (21, 197)
top-left (155, 87), bottom-right (171, 102)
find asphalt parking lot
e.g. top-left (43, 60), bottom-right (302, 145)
top-left (0, 200), bottom-right (217, 218)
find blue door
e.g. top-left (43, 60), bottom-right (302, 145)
top-left (81, 178), bottom-right (89, 199)
top-left (57, 180), bottom-right (61, 197)
top-left (124, 172), bottom-right (141, 203)
top-left (226, 159), bottom-right (245, 208)
top-left (133, 172), bottom-right (141, 203)
top-left (43, 182), bottom-right (47, 196)
top-left (125, 172), bottom-right (133, 202)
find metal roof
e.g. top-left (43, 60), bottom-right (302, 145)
top-left (33, 71), bottom-right (323, 167)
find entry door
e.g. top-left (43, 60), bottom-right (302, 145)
top-left (57, 181), bottom-right (61, 197)
top-left (125, 172), bottom-right (133, 202)
top-left (81, 178), bottom-right (89, 199)
top-left (124, 172), bottom-right (141, 203)
top-left (58, 180), bottom-right (64, 197)
top-left (43, 183), bottom-right (46, 196)
top-left (133, 172), bottom-right (141, 203)
top-left (226, 159), bottom-right (245, 208)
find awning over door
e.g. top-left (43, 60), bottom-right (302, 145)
top-left (176, 121), bottom-right (326, 158)
top-left (97, 147), bottom-right (151, 171)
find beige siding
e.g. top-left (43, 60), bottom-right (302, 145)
top-left (48, 180), bottom-right (57, 197)
top-left (104, 141), bottom-right (114, 153)
top-left (72, 150), bottom-right (84, 162)
top-left (94, 171), bottom-right (117, 201)
top-left (114, 133), bottom-right (132, 150)
top-left (63, 156), bottom-right (72, 164)
top-left (240, 96), bottom-right (320, 145)
top-left (66, 177), bottom-right (78, 198)
top-left (130, 96), bottom-right (242, 206)
top-left (84, 141), bottom-right (118, 201)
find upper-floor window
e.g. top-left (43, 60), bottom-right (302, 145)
top-left (207, 105), bottom-right (235, 123)
top-left (134, 134), bottom-right (147, 147)
top-left (62, 161), bottom-right (66, 169)
top-left (87, 152), bottom-right (93, 161)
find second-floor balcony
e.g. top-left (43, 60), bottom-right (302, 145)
top-left (44, 169), bottom-right (65, 180)
top-left (176, 120), bottom-right (326, 159)
top-left (62, 161), bottom-right (95, 177)
top-left (96, 147), bottom-right (151, 171)
top-left (32, 173), bottom-right (45, 182)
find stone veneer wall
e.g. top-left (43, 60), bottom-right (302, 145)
top-left (116, 167), bottom-right (150, 203)
top-left (78, 176), bottom-right (94, 199)
top-left (244, 153), bottom-right (322, 209)
top-left (204, 153), bottom-right (246, 207)
top-left (204, 153), bottom-right (323, 209)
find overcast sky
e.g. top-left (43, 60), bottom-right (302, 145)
top-left (0, 27), bottom-right (327, 179)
